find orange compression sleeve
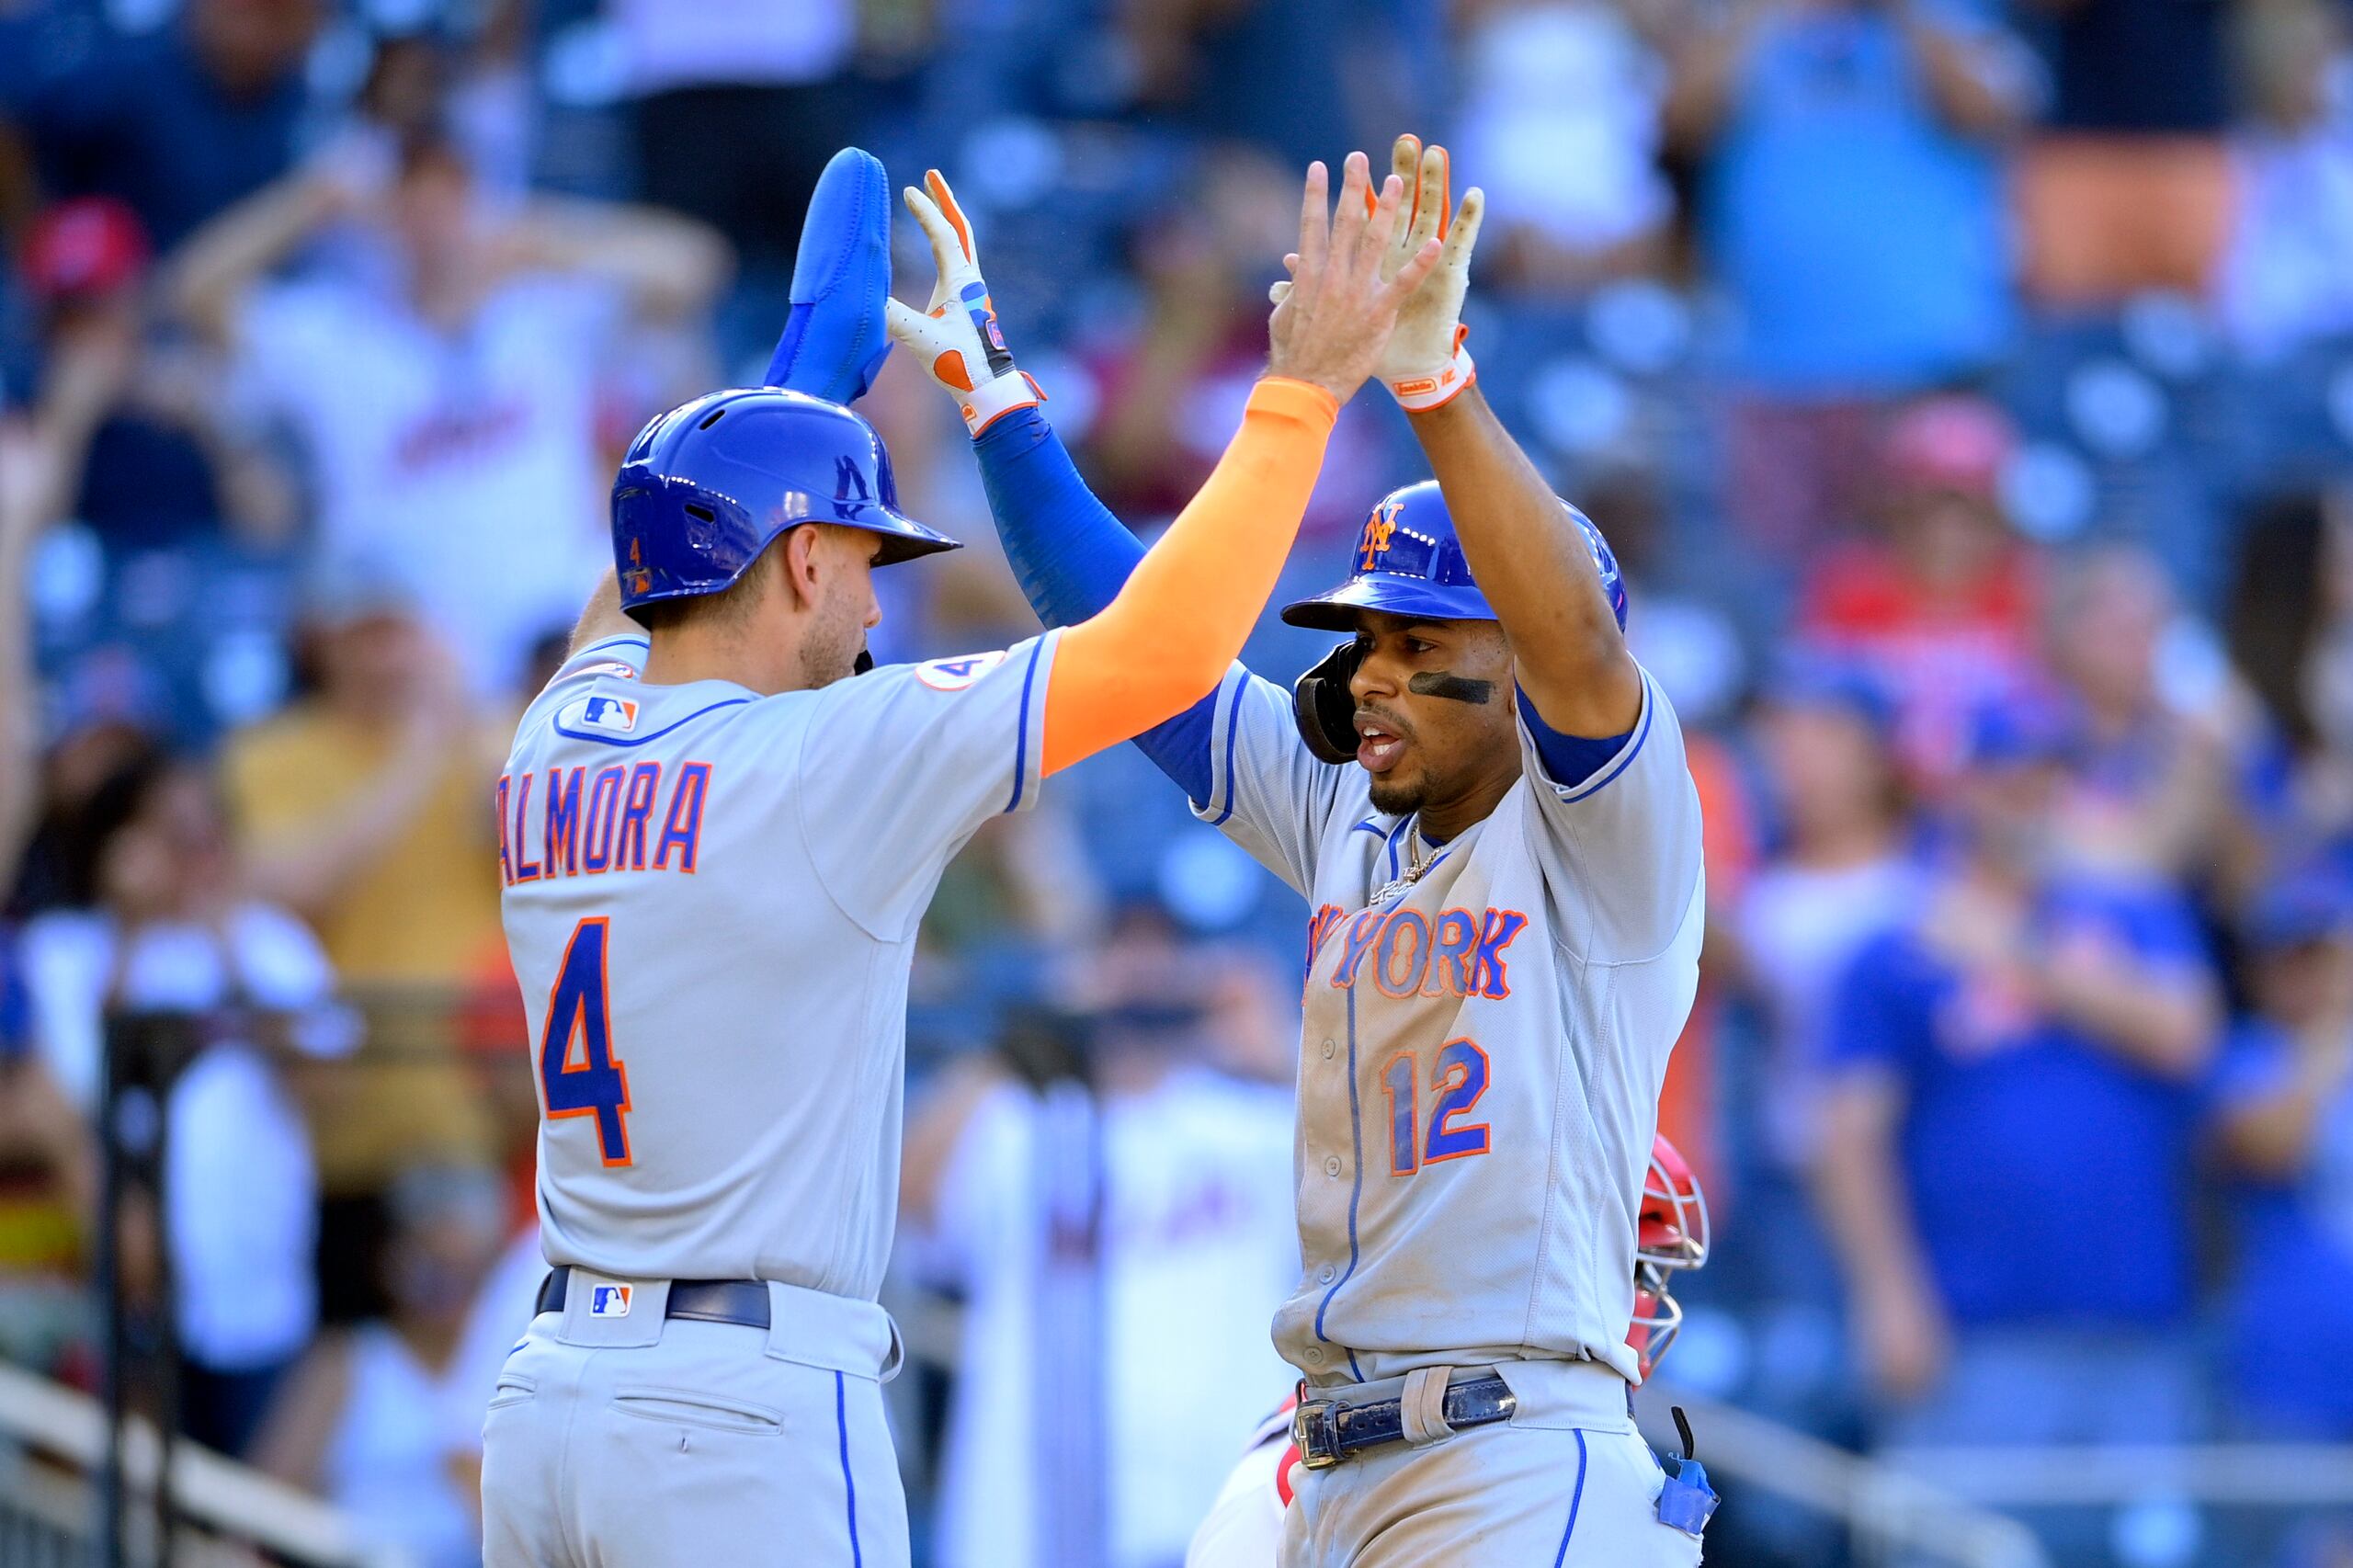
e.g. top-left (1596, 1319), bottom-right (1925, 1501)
top-left (1040, 377), bottom-right (1339, 776)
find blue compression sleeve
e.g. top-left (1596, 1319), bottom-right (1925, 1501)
top-left (972, 406), bottom-right (1142, 625)
top-left (1518, 682), bottom-right (1634, 789)
top-left (973, 407), bottom-right (1219, 801)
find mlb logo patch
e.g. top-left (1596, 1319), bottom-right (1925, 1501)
top-left (589, 1283), bottom-right (633, 1318)
top-left (580, 695), bottom-right (640, 733)
top-left (915, 650), bottom-right (1008, 691)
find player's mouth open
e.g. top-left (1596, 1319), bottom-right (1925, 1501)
top-left (1356, 713), bottom-right (1408, 773)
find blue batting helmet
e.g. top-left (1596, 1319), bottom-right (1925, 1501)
top-left (1279, 480), bottom-right (1627, 633)
top-left (612, 387), bottom-right (959, 623)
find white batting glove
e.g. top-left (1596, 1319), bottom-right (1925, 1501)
top-left (1272, 136), bottom-right (1483, 414)
top-left (884, 170), bottom-right (1045, 436)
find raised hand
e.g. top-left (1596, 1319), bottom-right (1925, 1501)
top-left (1373, 135), bottom-right (1483, 412)
top-left (1274, 137), bottom-right (1483, 412)
top-left (1265, 153), bottom-right (1445, 408)
top-left (884, 170), bottom-right (1044, 435)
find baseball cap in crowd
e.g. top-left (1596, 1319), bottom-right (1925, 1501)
top-left (1884, 394), bottom-right (2017, 501)
top-left (21, 198), bottom-right (150, 308)
top-left (2243, 868), bottom-right (2353, 953)
top-left (1759, 652), bottom-right (1897, 743)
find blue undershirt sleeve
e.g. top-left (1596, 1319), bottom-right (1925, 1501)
top-left (1517, 683), bottom-right (1636, 789)
top-left (972, 407), bottom-right (1219, 802)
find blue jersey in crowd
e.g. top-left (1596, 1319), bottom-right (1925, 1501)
top-left (2215, 1019), bottom-right (2353, 1436)
top-left (1702, 3), bottom-right (2013, 394)
top-left (1825, 872), bottom-right (2211, 1326)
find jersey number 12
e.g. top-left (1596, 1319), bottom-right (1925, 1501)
top-left (540, 916), bottom-right (632, 1166)
top-left (1381, 1037), bottom-right (1491, 1176)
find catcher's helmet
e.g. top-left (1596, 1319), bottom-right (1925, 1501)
top-left (612, 388), bottom-right (959, 625)
top-left (1627, 1134), bottom-right (1711, 1381)
top-left (1286, 481), bottom-right (1627, 763)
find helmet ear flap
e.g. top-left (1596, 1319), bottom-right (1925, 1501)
top-left (1293, 638), bottom-right (1366, 765)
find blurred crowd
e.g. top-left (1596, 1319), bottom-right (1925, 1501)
top-left (0, 0), bottom-right (2349, 1566)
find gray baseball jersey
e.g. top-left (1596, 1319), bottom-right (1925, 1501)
top-left (1191, 663), bottom-right (1702, 1385)
top-left (497, 629), bottom-right (1061, 1295)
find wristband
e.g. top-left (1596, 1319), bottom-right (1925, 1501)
top-left (961, 369), bottom-right (1046, 436)
top-left (1388, 336), bottom-right (1475, 414)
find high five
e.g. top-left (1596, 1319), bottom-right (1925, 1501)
top-left (897, 136), bottom-right (1711, 1566)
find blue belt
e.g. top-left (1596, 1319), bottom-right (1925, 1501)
top-left (1291, 1372), bottom-right (1518, 1469)
top-left (536, 1266), bottom-right (771, 1329)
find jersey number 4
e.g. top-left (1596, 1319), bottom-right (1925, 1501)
top-left (1380, 1038), bottom-right (1491, 1176)
top-left (540, 916), bottom-right (632, 1166)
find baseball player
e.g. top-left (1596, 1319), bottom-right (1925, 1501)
top-left (891, 139), bottom-right (1711, 1563)
top-left (1185, 1135), bottom-right (1717, 1568)
top-left (479, 150), bottom-right (1441, 1567)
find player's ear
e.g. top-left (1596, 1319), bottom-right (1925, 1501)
top-left (779, 525), bottom-right (824, 611)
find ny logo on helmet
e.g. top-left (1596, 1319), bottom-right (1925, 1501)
top-left (1359, 498), bottom-right (1405, 571)
top-left (835, 456), bottom-right (871, 506)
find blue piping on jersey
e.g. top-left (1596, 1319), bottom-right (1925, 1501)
top-left (1383, 817), bottom-right (1411, 881)
top-left (835, 1371), bottom-right (863, 1566)
top-left (1552, 1430), bottom-right (1589, 1567)
top-left (1351, 818), bottom-right (1387, 840)
top-left (1005, 639), bottom-right (1046, 812)
top-left (1313, 978), bottom-right (1368, 1381)
top-left (551, 697), bottom-right (751, 748)
top-left (1559, 678), bottom-right (1654, 803)
top-left (1209, 676), bottom-right (1248, 825)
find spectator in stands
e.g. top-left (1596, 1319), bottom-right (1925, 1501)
top-left (2215, 0), bottom-right (2353, 359)
top-left (2230, 489), bottom-right (2353, 857)
top-left (222, 571), bottom-right (511, 1242)
top-left (902, 910), bottom-right (1299, 1568)
top-left (17, 753), bottom-right (348, 1456)
top-left (1, 0), bottom-right (324, 251)
top-left (0, 413), bottom-right (100, 1390)
top-left (349, 10), bottom-right (536, 204)
top-left (256, 1163), bottom-right (506, 1568)
top-left (1086, 144), bottom-right (1396, 545)
top-left (2223, 493), bottom-right (2353, 889)
top-left (1452, 0), bottom-right (1676, 287)
top-left (2014, 0), bottom-right (2235, 302)
top-left (1707, 664), bottom-right (1913, 1556)
top-left (1797, 395), bottom-right (2042, 790)
top-left (1814, 699), bottom-right (2220, 1530)
top-left (2040, 544), bottom-right (2234, 881)
top-left (1734, 661), bottom-right (1918, 1233)
top-left (1668, 0), bottom-right (2030, 552)
top-left (0, 411), bottom-right (60, 881)
top-left (1121, 0), bottom-right (1422, 170)
top-left (20, 197), bottom-right (296, 553)
top-left (2212, 870), bottom-right (2353, 1442)
top-left (612, 0), bottom-right (857, 290)
top-left (0, 935), bottom-right (93, 1386)
top-left (433, 937), bottom-right (551, 1534)
top-left (222, 571), bottom-right (503, 994)
top-left (9, 714), bottom-right (171, 922)
top-left (169, 132), bottom-right (728, 693)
